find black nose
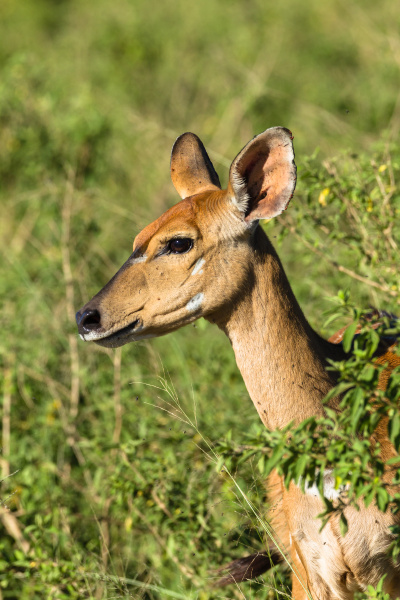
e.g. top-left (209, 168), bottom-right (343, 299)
top-left (76, 308), bottom-right (102, 334)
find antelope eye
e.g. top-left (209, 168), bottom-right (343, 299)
top-left (168, 238), bottom-right (193, 254)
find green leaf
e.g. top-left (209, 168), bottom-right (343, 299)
top-left (388, 412), bottom-right (400, 446)
top-left (257, 454), bottom-right (265, 474)
top-left (237, 448), bottom-right (259, 465)
top-left (294, 454), bottom-right (309, 482)
top-left (368, 329), bottom-right (381, 356)
top-left (264, 441), bottom-right (286, 475)
top-left (342, 321), bottom-right (358, 353)
top-left (215, 455), bottom-right (224, 473)
top-left (376, 488), bottom-right (389, 512)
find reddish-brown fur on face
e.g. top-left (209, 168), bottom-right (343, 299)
top-left (133, 197), bottom-right (197, 255)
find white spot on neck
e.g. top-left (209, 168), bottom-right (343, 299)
top-left (191, 258), bottom-right (205, 276)
top-left (186, 293), bottom-right (204, 312)
top-left (303, 469), bottom-right (349, 501)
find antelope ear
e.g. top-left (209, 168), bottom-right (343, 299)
top-left (171, 132), bottom-right (221, 199)
top-left (228, 127), bottom-right (296, 222)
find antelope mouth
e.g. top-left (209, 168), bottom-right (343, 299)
top-left (82, 318), bottom-right (142, 348)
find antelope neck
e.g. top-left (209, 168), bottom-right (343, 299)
top-left (214, 228), bottom-right (344, 430)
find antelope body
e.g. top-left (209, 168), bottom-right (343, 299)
top-left (76, 127), bottom-right (400, 599)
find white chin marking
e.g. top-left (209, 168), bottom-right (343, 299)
top-left (186, 293), bottom-right (204, 312)
top-left (80, 329), bottom-right (106, 342)
top-left (191, 258), bottom-right (205, 276)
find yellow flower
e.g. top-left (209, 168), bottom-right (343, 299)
top-left (378, 164), bottom-right (387, 173)
top-left (318, 188), bottom-right (330, 206)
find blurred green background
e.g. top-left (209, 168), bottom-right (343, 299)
top-left (0, 0), bottom-right (399, 598)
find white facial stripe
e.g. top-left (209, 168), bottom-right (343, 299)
top-left (186, 293), bottom-right (204, 312)
top-left (191, 258), bottom-right (205, 276)
top-left (131, 255), bottom-right (147, 264)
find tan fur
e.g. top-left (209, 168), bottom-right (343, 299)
top-left (76, 127), bottom-right (400, 599)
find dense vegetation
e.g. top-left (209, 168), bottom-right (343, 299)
top-left (0, 1), bottom-right (399, 598)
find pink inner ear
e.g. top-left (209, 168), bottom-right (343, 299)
top-left (230, 127), bottom-right (296, 222)
top-left (244, 145), bottom-right (295, 221)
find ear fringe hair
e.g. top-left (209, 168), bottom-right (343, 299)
top-left (230, 170), bottom-right (250, 213)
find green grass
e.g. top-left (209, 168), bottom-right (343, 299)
top-left (0, 0), bottom-right (399, 598)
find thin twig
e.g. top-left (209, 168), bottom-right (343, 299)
top-left (16, 366), bottom-right (34, 409)
top-left (61, 170), bottom-right (80, 420)
top-left (1, 363), bottom-right (12, 479)
top-left (0, 508), bottom-right (30, 553)
top-left (291, 227), bottom-right (398, 299)
top-left (0, 361), bottom-right (29, 554)
top-left (112, 349), bottom-right (123, 444)
top-left (151, 488), bottom-right (174, 519)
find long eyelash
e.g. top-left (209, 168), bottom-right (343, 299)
top-left (157, 245), bottom-right (170, 257)
top-left (157, 240), bottom-right (177, 256)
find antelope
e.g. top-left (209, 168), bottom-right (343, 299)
top-left (76, 127), bottom-right (400, 599)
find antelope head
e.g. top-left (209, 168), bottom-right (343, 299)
top-left (76, 127), bottom-right (296, 347)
